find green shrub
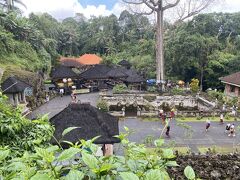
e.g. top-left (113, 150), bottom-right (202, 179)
top-left (171, 87), bottom-right (185, 95)
top-left (147, 86), bottom-right (157, 93)
top-left (207, 90), bottom-right (224, 102)
top-left (196, 116), bottom-right (203, 120)
top-left (190, 78), bottom-right (199, 93)
top-left (97, 100), bottom-right (109, 112)
top-left (113, 84), bottom-right (128, 94)
top-left (0, 94), bottom-right (54, 157)
top-left (225, 113), bottom-right (230, 120)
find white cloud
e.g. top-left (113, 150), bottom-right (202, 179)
top-left (212, 0), bottom-right (240, 13)
top-left (21, 0), bottom-right (240, 20)
top-left (22, 0), bottom-right (118, 20)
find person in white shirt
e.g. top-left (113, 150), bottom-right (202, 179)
top-left (59, 88), bottom-right (64, 97)
top-left (219, 113), bottom-right (224, 124)
top-left (228, 124), bottom-right (235, 137)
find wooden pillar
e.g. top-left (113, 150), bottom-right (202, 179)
top-left (14, 93), bottom-right (19, 106)
top-left (18, 92), bottom-right (21, 103)
top-left (8, 94), bottom-right (14, 105)
top-left (102, 144), bottom-right (113, 156)
top-left (22, 92), bottom-right (26, 103)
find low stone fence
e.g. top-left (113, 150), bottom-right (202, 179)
top-left (176, 110), bottom-right (220, 117)
top-left (109, 111), bottom-right (124, 117)
top-left (138, 111), bottom-right (158, 117)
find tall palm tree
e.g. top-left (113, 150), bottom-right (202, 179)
top-left (0, 0), bottom-right (26, 12)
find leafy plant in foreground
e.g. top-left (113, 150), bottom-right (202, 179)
top-left (0, 126), bottom-right (196, 179)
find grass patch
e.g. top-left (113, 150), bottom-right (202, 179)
top-left (198, 145), bottom-right (240, 154)
top-left (147, 147), bottom-right (190, 155)
top-left (176, 116), bottom-right (237, 122)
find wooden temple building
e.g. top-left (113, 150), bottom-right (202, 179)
top-left (50, 58), bottom-right (145, 93)
top-left (50, 65), bottom-right (78, 94)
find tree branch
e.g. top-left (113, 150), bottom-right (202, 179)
top-left (122, 0), bottom-right (156, 14)
top-left (179, 1), bottom-right (212, 22)
top-left (163, 0), bottom-right (180, 11)
top-left (144, 0), bottom-right (158, 11)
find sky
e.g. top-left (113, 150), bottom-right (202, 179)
top-left (21, 0), bottom-right (240, 20)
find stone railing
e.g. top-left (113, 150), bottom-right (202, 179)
top-left (109, 111), bottom-right (124, 117)
top-left (176, 110), bottom-right (230, 117)
top-left (139, 111), bottom-right (158, 117)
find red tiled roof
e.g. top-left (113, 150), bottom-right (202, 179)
top-left (219, 72), bottom-right (240, 86)
top-left (78, 54), bottom-right (102, 65)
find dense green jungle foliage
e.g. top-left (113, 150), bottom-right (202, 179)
top-left (0, 4), bottom-right (240, 89)
top-left (0, 93), bottom-right (54, 157)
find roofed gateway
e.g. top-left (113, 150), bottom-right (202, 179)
top-left (220, 71), bottom-right (240, 99)
top-left (50, 103), bottom-right (120, 146)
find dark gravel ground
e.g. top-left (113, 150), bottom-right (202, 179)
top-left (168, 153), bottom-right (240, 180)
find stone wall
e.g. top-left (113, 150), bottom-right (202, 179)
top-left (103, 94), bottom-right (220, 117)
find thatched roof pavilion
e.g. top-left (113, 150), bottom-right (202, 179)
top-left (79, 64), bottom-right (111, 80)
top-left (107, 67), bottom-right (128, 79)
top-left (50, 103), bottom-right (120, 145)
top-left (1, 76), bottom-right (30, 93)
top-left (118, 60), bottom-right (131, 69)
top-left (125, 74), bottom-right (145, 83)
top-left (50, 65), bottom-right (78, 80)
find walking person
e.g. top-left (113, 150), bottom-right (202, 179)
top-left (228, 124), bottom-right (235, 137)
top-left (225, 123), bottom-right (231, 133)
top-left (165, 118), bottom-right (171, 138)
top-left (205, 119), bottom-right (211, 132)
top-left (219, 113), bottom-right (224, 124)
top-left (45, 94), bottom-right (50, 103)
top-left (73, 93), bottom-right (77, 103)
top-left (165, 125), bottom-right (170, 137)
top-left (59, 88), bottom-right (64, 97)
top-left (232, 105), bottom-right (237, 117)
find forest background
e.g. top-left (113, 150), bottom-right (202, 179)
top-left (0, 4), bottom-right (240, 90)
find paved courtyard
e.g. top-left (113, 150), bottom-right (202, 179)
top-left (29, 93), bottom-right (240, 152)
top-left (119, 118), bottom-right (240, 152)
top-left (29, 92), bottom-right (99, 119)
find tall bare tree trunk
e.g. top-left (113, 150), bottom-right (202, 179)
top-left (156, 8), bottom-right (164, 88)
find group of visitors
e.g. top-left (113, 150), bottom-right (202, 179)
top-left (160, 103), bottom-right (238, 139)
top-left (58, 88), bottom-right (78, 103)
top-left (205, 104), bottom-right (238, 137)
